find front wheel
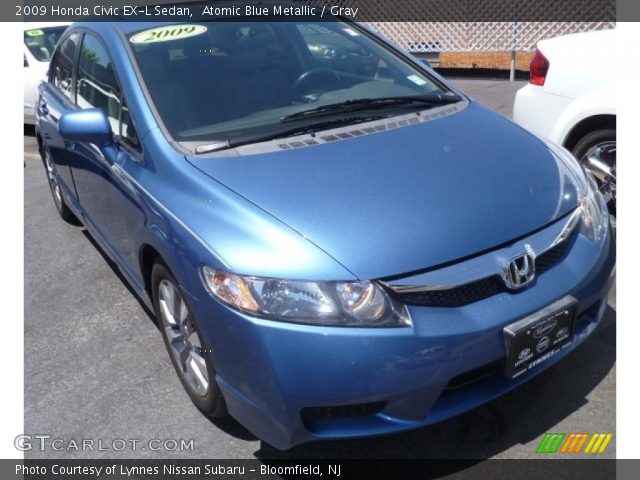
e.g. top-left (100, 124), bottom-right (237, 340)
top-left (151, 260), bottom-right (228, 418)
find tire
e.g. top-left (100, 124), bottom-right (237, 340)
top-left (151, 260), bottom-right (228, 419)
top-left (572, 129), bottom-right (616, 162)
top-left (41, 146), bottom-right (77, 223)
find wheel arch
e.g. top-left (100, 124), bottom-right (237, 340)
top-left (139, 243), bottom-right (161, 301)
top-left (137, 231), bottom-right (206, 304)
top-left (563, 114), bottom-right (616, 152)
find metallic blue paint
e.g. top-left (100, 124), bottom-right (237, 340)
top-left (36, 20), bottom-right (615, 450)
top-left (59, 108), bottom-right (114, 147)
top-left (187, 101), bottom-right (581, 280)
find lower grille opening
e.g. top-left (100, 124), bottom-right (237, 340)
top-left (301, 401), bottom-right (386, 422)
top-left (577, 300), bottom-right (604, 328)
top-left (444, 359), bottom-right (504, 391)
top-left (443, 300), bottom-right (599, 394)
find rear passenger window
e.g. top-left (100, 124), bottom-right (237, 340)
top-left (52, 32), bottom-right (80, 99)
top-left (76, 33), bottom-right (121, 135)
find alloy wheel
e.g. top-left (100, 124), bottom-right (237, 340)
top-left (44, 149), bottom-right (63, 210)
top-left (157, 279), bottom-right (210, 397)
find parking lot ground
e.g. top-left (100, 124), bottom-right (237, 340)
top-left (24, 78), bottom-right (615, 460)
top-left (450, 78), bottom-right (527, 118)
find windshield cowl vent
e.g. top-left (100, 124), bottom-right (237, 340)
top-left (272, 104), bottom-right (460, 152)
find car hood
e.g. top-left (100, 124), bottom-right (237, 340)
top-left (186, 101), bottom-right (580, 280)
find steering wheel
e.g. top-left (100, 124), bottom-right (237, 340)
top-left (292, 69), bottom-right (342, 99)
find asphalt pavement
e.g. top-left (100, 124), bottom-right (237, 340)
top-left (23, 78), bottom-right (616, 460)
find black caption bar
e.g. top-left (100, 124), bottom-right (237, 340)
top-left (0, 459), bottom-right (621, 480)
top-left (7, 0), bottom-right (624, 22)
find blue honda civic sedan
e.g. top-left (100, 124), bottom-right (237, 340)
top-left (36, 17), bottom-right (615, 449)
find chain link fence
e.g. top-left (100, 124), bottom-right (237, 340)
top-left (367, 21), bottom-right (615, 53)
top-left (360, 0), bottom-right (615, 52)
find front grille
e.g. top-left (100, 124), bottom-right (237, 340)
top-left (389, 230), bottom-right (576, 308)
top-left (535, 237), bottom-right (572, 273)
top-left (395, 276), bottom-right (505, 308)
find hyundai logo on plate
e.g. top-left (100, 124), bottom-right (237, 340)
top-left (518, 347), bottom-right (531, 361)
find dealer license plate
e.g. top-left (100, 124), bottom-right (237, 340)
top-left (504, 295), bottom-right (577, 379)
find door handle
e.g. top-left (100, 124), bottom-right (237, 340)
top-left (64, 140), bottom-right (76, 151)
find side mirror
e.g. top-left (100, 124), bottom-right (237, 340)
top-left (59, 108), bottom-right (113, 147)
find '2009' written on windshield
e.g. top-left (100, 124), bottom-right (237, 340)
top-left (130, 25), bottom-right (207, 44)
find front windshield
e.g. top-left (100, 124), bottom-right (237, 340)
top-left (128, 21), bottom-right (451, 144)
top-left (24, 26), bottom-right (68, 62)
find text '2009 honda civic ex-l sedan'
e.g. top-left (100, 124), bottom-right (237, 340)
top-left (35, 16), bottom-right (615, 449)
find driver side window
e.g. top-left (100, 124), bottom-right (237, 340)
top-left (76, 33), bottom-right (141, 152)
top-left (52, 32), bottom-right (80, 99)
top-left (120, 101), bottom-right (141, 151)
top-left (76, 33), bottom-right (121, 136)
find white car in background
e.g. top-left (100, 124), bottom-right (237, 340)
top-left (24, 23), bottom-right (69, 125)
top-left (513, 29), bottom-right (616, 214)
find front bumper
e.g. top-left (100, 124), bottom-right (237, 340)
top-left (190, 218), bottom-right (615, 450)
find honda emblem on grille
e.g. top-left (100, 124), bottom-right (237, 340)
top-left (503, 245), bottom-right (536, 290)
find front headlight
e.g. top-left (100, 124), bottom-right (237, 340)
top-left (546, 140), bottom-right (607, 242)
top-left (579, 172), bottom-right (607, 242)
top-left (201, 267), bottom-right (411, 328)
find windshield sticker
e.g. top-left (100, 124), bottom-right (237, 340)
top-left (407, 74), bottom-right (428, 86)
top-left (130, 25), bottom-right (207, 44)
top-left (25, 29), bottom-right (44, 37)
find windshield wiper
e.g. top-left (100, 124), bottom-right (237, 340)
top-left (192, 93), bottom-right (462, 153)
top-left (280, 92), bottom-right (462, 123)
top-left (193, 115), bottom-right (388, 154)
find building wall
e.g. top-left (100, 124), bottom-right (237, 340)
top-left (439, 51), bottom-right (534, 70)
